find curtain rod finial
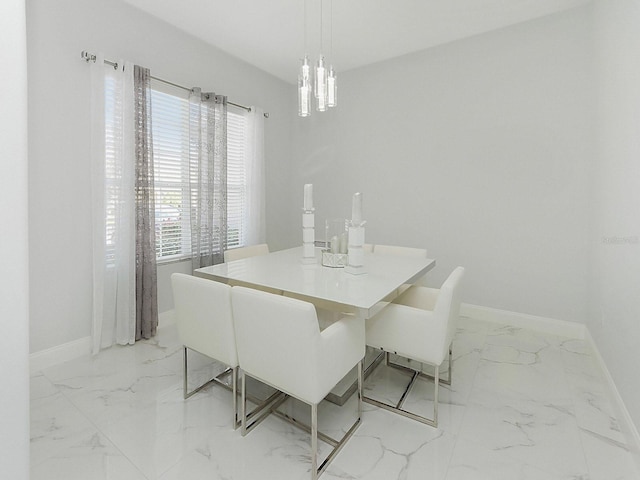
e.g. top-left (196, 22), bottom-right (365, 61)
top-left (81, 50), bottom-right (96, 63)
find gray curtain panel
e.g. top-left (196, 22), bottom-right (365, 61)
top-left (189, 88), bottom-right (228, 270)
top-left (133, 65), bottom-right (158, 340)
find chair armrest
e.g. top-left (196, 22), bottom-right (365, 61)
top-left (366, 303), bottom-right (447, 366)
top-left (314, 316), bottom-right (365, 402)
top-left (394, 286), bottom-right (439, 311)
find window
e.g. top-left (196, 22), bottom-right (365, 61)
top-left (104, 73), bottom-right (123, 264)
top-left (151, 86), bottom-right (191, 261)
top-left (226, 110), bottom-right (248, 249)
top-left (150, 82), bottom-right (250, 263)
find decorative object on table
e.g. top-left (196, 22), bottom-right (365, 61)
top-left (301, 183), bottom-right (316, 264)
top-left (346, 192), bottom-right (367, 275)
top-left (322, 218), bottom-right (348, 268)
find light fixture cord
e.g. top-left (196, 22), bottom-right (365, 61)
top-left (304, 0), bottom-right (307, 54)
top-left (320, 0), bottom-right (323, 55)
top-left (330, 0), bottom-right (333, 60)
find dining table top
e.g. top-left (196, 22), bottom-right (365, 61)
top-left (194, 246), bottom-right (435, 319)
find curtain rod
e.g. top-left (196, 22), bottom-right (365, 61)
top-left (81, 51), bottom-right (269, 118)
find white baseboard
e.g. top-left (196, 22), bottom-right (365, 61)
top-left (461, 302), bottom-right (640, 469)
top-left (29, 311), bottom-right (176, 374)
top-left (584, 329), bottom-right (640, 471)
top-left (29, 336), bottom-right (91, 374)
top-left (461, 303), bottom-right (586, 339)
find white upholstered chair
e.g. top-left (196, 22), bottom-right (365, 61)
top-left (223, 243), bottom-right (269, 262)
top-left (231, 286), bottom-right (365, 480)
top-left (171, 273), bottom-right (239, 428)
top-left (364, 267), bottom-right (465, 427)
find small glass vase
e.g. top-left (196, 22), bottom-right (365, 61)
top-left (322, 218), bottom-right (348, 268)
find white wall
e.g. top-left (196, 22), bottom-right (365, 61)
top-left (27, 0), bottom-right (293, 353)
top-left (590, 0), bottom-right (640, 433)
top-left (0, 0), bottom-right (30, 477)
top-left (292, 7), bottom-right (594, 323)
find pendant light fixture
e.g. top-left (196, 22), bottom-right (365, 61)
top-left (298, 0), bottom-right (337, 117)
top-left (327, 0), bottom-right (337, 108)
top-left (298, 0), bottom-right (311, 117)
top-left (314, 0), bottom-right (328, 112)
top-left (298, 55), bottom-right (311, 117)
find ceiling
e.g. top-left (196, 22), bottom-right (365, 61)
top-left (121, 0), bottom-right (591, 84)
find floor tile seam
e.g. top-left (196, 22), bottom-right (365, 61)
top-left (555, 376), bottom-right (594, 479)
top-left (30, 372), bottom-right (63, 403)
top-left (52, 381), bottom-right (152, 474)
top-left (47, 356), bottom-right (189, 473)
top-left (449, 327), bottom-right (486, 446)
top-left (30, 398), bottom-right (149, 480)
top-left (28, 417), bottom-right (105, 469)
top-left (67, 363), bottom-right (191, 479)
top-left (437, 431), bottom-right (460, 480)
top-left (578, 425), bottom-right (633, 451)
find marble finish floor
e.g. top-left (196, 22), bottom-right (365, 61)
top-left (31, 316), bottom-right (640, 479)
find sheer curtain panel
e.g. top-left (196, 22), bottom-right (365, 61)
top-left (189, 88), bottom-right (228, 270)
top-left (244, 106), bottom-right (266, 245)
top-left (91, 56), bottom-right (136, 353)
top-left (134, 65), bottom-right (158, 340)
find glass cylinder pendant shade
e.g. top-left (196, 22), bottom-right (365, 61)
top-left (300, 55), bottom-right (311, 86)
top-left (327, 66), bottom-right (337, 108)
top-left (315, 55), bottom-right (327, 112)
top-left (298, 75), bottom-right (311, 117)
top-left (298, 56), bottom-right (311, 117)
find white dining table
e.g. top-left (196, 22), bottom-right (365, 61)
top-left (194, 246), bottom-right (436, 321)
top-left (194, 246), bottom-right (436, 404)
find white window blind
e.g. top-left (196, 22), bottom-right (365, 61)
top-left (149, 80), bottom-right (250, 263)
top-left (104, 73), bottom-right (122, 264)
top-left (151, 85), bottom-right (192, 261)
top-left (227, 109), bottom-right (248, 249)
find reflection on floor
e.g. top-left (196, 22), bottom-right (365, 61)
top-left (30, 316), bottom-right (640, 479)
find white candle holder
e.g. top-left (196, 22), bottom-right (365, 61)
top-left (345, 220), bottom-right (367, 275)
top-left (301, 208), bottom-right (317, 264)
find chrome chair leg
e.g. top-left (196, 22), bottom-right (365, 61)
top-left (436, 344), bottom-right (453, 386)
top-left (386, 343), bottom-right (453, 387)
top-left (184, 346), bottom-right (217, 399)
top-left (433, 361), bottom-right (439, 426)
top-left (232, 366), bottom-right (238, 430)
top-left (363, 346), bottom-right (449, 427)
top-left (240, 358), bottom-right (364, 480)
top-left (311, 403), bottom-right (318, 480)
top-left (183, 346), bottom-right (188, 399)
top-left (241, 370), bottom-right (247, 436)
top-left (183, 347), bottom-right (241, 429)
top-left (358, 359), bottom-right (363, 419)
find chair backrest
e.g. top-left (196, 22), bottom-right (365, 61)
top-left (171, 273), bottom-right (238, 368)
top-left (224, 243), bottom-right (269, 263)
top-left (433, 267), bottom-right (465, 355)
top-left (231, 286), bottom-right (322, 401)
top-left (374, 244), bottom-right (427, 258)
